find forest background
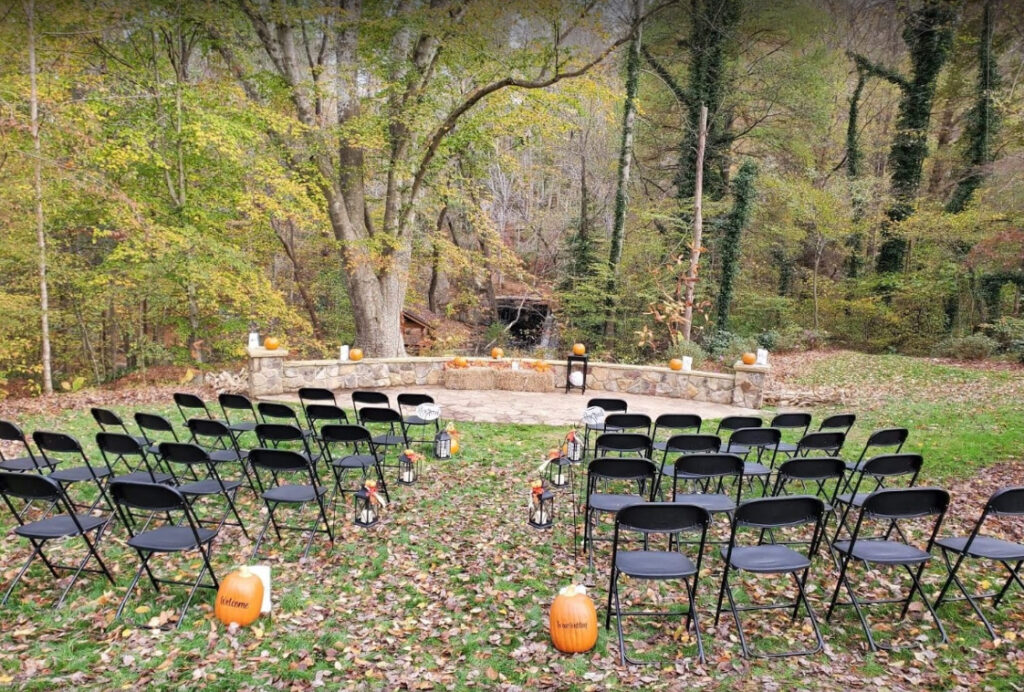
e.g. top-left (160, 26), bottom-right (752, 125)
top-left (1, 0), bottom-right (1022, 396)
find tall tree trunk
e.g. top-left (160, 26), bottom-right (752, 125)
top-left (946, 0), bottom-right (999, 213)
top-left (682, 105), bottom-right (708, 342)
top-left (604, 0), bottom-right (643, 340)
top-left (26, 0), bottom-right (52, 394)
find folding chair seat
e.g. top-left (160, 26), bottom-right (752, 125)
top-left (186, 418), bottom-right (255, 492)
top-left (793, 431), bottom-right (846, 458)
top-left (583, 457), bottom-right (656, 569)
top-left (0, 420), bottom-right (51, 472)
top-left (715, 496), bottom-right (826, 658)
top-left (769, 412), bottom-right (811, 455)
top-left (352, 390), bottom-right (390, 420)
top-left (0, 472), bottom-right (114, 607)
top-left (934, 487), bottom-right (1024, 639)
top-left (715, 416), bottom-right (763, 456)
top-left (603, 413), bottom-right (652, 437)
top-left (721, 427), bottom-right (779, 497)
top-left (109, 480), bottom-right (219, 629)
top-left (33, 431), bottom-right (114, 512)
top-left (134, 412), bottom-right (181, 457)
top-left (257, 402), bottom-right (315, 442)
top-left (321, 424), bottom-right (389, 506)
top-left (818, 413), bottom-right (856, 435)
top-left (91, 407), bottom-right (147, 448)
top-left (97, 432), bottom-right (174, 485)
top-left (582, 398), bottom-right (628, 457)
top-left (356, 407), bottom-right (408, 472)
top-left (396, 393), bottom-right (440, 446)
top-left (158, 442), bottom-right (250, 539)
top-left (254, 422), bottom-right (321, 469)
top-left (833, 453), bottom-right (923, 544)
top-left (217, 393), bottom-right (260, 440)
top-left (173, 392), bottom-right (213, 424)
top-left (670, 453), bottom-right (744, 518)
top-left (651, 413), bottom-right (702, 453)
top-left (827, 487), bottom-right (950, 651)
top-left (846, 427), bottom-right (909, 472)
top-left (606, 502), bottom-right (710, 665)
top-left (653, 433), bottom-right (720, 499)
top-left (247, 448), bottom-right (333, 560)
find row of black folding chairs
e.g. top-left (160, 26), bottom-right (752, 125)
top-left (585, 457), bottom-right (1024, 663)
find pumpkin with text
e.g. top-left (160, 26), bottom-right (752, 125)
top-left (215, 566), bottom-right (264, 627)
top-left (549, 584), bottom-right (598, 653)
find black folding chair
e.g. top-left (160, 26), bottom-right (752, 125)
top-left (247, 448), bottom-right (334, 560)
top-left (303, 404), bottom-right (350, 457)
top-left (594, 432), bottom-right (653, 459)
top-left (158, 442), bottom-right (250, 539)
top-left (109, 480), bottom-right (219, 629)
top-left (606, 502), bottom-right (710, 665)
top-left (396, 393), bottom-right (440, 446)
top-left (173, 392), bottom-right (213, 424)
top-left (715, 496), bottom-right (826, 658)
top-left (603, 413), bottom-right (652, 437)
top-left (653, 433), bottom-right (720, 500)
top-left (352, 390), bottom-right (390, 419)
top-left (850, 427), bottom-right (908, 468)
top-left (715, 415), bottom-right (763, 456)
top-left (33, 431), bottom-right (114, 512)
top-left (298, 387), bottom-right (340, 427)
top-left (257, 402), bottom-right (315, 442)
top-left (357, 407), bottom-right (408, 473)
top-left (217, 393), bottom-right (260, 441)
top-left (651, 413), bottom-right (702, 454)
top-left (0, 419), bottom-right (51, 472)
top-left (934, 487), bottom-right (1024, 639)
top-left (321, 424), bottom-right (390, 506)
top-left (722, 427), bottom-right (779, 497)
top-left (0, 472), bottom-right (114, 607)
top-left (97, 432), bottom-right (174, 485)
top-left (793, 431), bottom-right (846, 458)
top-left (827, 487), bottom-right (950, 651)
top-left (134, 412), bottom-right (181, 457)
top-left (186, 418), bottom-right (255, 493)
top-left (583, 398), bottom-right (628, 458)
top-left (818, 413), bottom-right (856, 435)
top-left (771, 457), bottom-right (846, 556)
top-left (671, 454), bottom-right (745, 525)
top-left (91, 407), bottom-right (146, 447)
top-left (833, 453), bottom-right (923, 544)
top-left (583, 457), bottom-right (656, 569)
top-left (770, 412), bottom-right (811, 455)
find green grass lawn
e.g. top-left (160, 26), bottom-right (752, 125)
top-left (0, 351), bottom-right (1022, 689)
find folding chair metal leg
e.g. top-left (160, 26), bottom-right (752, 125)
top-left (55, 526), bottom-right (114, 607)
top-left (2, 543), bottom-right (46, 605)
top-left (610, 570), bottom-right (705, 665)
top-left (993, 560), bottom-right (1024, 609)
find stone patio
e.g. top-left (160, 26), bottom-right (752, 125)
top-left (263, 384), bottom-right (762, 426)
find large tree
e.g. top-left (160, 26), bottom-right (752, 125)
top-left (213, 1), bottom-right (647, 357)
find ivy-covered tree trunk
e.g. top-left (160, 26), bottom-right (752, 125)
top-left (605, 0), bottom-right (642, 340)
top-left (713, 161), bottom-right (757, 330)
top-left (844, 69), bottom-right (867, 278)
top-left (946, 0), bottom-right (999, 213)
top-left (851, 1), bottom-right (958, 273)
top-left (675, 0), bottom-right (741, 202)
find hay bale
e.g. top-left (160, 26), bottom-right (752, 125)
top-left (495, 369), bottom-right (554, 393)
top-left (444, 367), bottom-right (496, 390)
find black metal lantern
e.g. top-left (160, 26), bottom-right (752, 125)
top-left (547, 455), bottom-right (571, 488)
top-left (434, 429), bottom-right (451, 459)
top-left (354, 487), bottom-right (379, 527)
top-left (529, 484), bottom-right (554, 529)
top-left (565, 430), bottom-right (583, 462)
top-left (398, 451), bottom-right (420, 485)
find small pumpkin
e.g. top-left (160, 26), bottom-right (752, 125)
top-left (491, 347), bottom-right (504, 359)
top-left (452, 356), bottom-right (468, 368)
top-left (572, 343), bottom-right (586, 356)
top-left (349, 348), bottom-right (364, 362)
top-left (263, 336), bottom-right (280, 350)
top-left (550, 584), bottom-right (598, 653)
top-left (668, 358), bottom-right (683, 371)
top-left (450, 439), bottom-right (460, 455)
top-left (741, 352), bottom-right (757, 365)
top-left (215, 566), bottom-right (264, 627)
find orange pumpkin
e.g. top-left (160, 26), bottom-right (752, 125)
top-left (349, 348), bottom-right (364, 361)
top-left (491, 347), bottom-right (504, 359)
top-left (668, 358), bottom-right (683, 371)
top-left (453, 356), bottom-right (468, 368)
top-left (450, 439), bottom-right (460, 455)
top-left (263, 336), bottom-right (280, 350)
top-left (550, 584), bottom-right (598, 653)
top-left (572, 343), bottom-right (586, 356)
top-left (215, 566), bottom-right (264, 627)
top-left (741, 352), bottom-right (757, 365)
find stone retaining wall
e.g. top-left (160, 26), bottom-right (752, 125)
top-left (247, 348), bottom-right (769, 409)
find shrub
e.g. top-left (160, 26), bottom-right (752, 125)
top-left (756, 330), bottom-right (779, 351)
top-left (980, 317), bottom-right (1024, 352)
top-left (667, 338), bottom-right (707, 369)
top-left (934, 334), bottom-right (998, 361)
